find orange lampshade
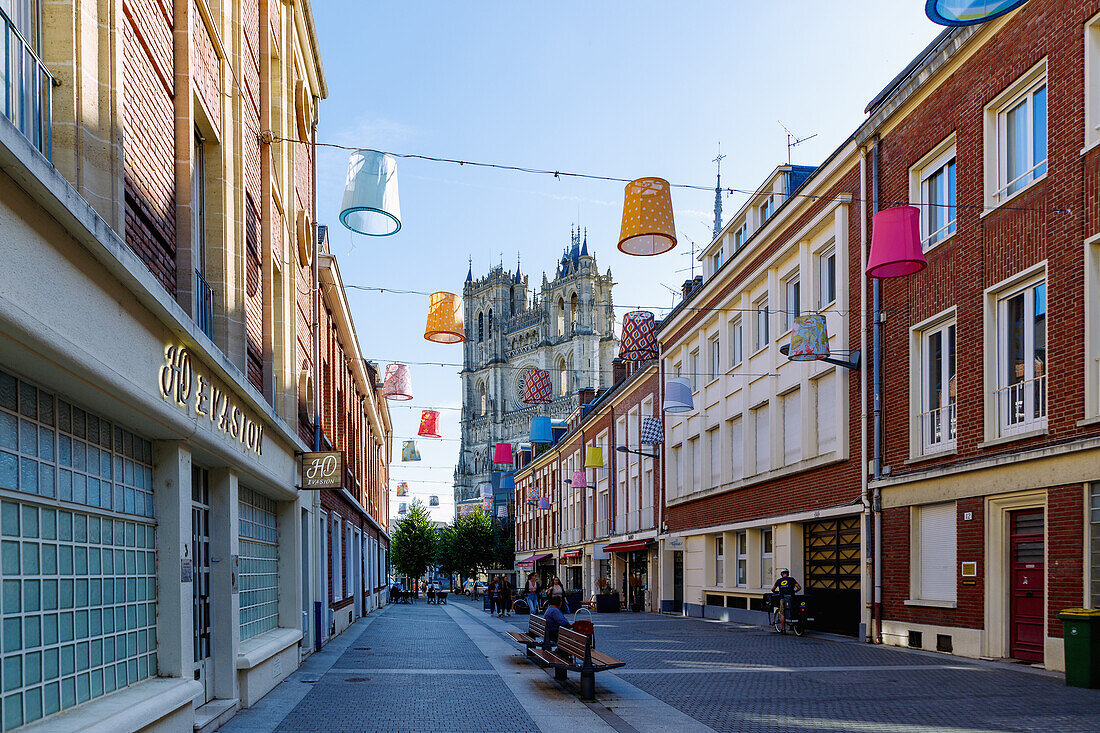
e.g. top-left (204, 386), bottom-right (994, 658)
top-left (618, 177), bottom-right (676, 256)
top-left (418, 409), bottom-right (441, 438)
top-left (424, 292), bottom-right (464, 343)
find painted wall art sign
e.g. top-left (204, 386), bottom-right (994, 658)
top-left (159, 345), bottom-right (265, 455)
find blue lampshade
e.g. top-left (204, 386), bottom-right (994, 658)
top-left (925, 0), bottom-right (1029, 26)
top-left (530, 416), bottom-right (553, 444)
top-left (663, 377), bottom-right (694, 413)
top-left (339, 149), bottom-right (401, 236)
top-left (501, 472), bottom-right (516, 491)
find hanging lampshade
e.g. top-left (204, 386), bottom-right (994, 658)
top-left (618, 177), bottom-right (677, 256)
top-left (482, 496), bottom-right (493, 512)
top-left (496, 505), bottom-right (508, 518)
top-left (925, 0), bottom-right (1029, 26)
top-left (396, 481), bottom-right (409, 497)
top-left (429, 495), bottom-right (439, 506)
top-left (522, 369), bottom-right (553, 404)
top-left (401, 441), bottom-right (420, 462)
top-left (339, 149), bottom-right (401, 236)
top-left (418, 410), bottom-right (441, 438)
top-left (788, 314), bottom-right (831, 361)
top-left (538, 496), bottom-right (551, 511)
top-left (663, 377), bottom-right (694, 413)
top-left (527, 484), bottom-right (539, 506)
top-left (867, 206), bottom-right (926, 279)
top-left (571, 470), bottom-right (588, 489)
top-left (584, 446), bottom-right (604, 469)
top-left (424, 292), bottom-right (465, 344)
top-left (398, 502), bottom-right (407, 514)
top-left (619, 310), bottom-right (658, 361)
top-left (478, 482), bottom-right (492, 499)
top-left (501, 472), bottom-right (516, 491)
top-left (493, 442), bottom-right (514, 464)
top-left (640, 417), bottom-right (664, 446)
top-left (530, 416), bottom-right (553, 444)
top-left (382, 363), bottom-right (413, 401)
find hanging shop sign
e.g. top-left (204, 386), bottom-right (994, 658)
top-left (159, 345), bottom-right (264, 455)
top-left (301, 451), bottom-right (345, 490)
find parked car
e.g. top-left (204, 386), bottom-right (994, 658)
top-left (462, 580), bottom-right (488, 596)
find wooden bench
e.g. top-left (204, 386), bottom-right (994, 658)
top-left (506, 614), bottom-right (546, 659)
top-left (529, 626), bottom-right (624, 699)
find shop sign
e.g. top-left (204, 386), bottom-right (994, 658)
top-left (669, 537), bottom-right (685, 549)
top-left (159, 345), bottom-right (264, 455)
top-left (301, 451), bottom-right (344, 490)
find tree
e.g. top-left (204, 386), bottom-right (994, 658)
top-left (437, 511), bottom-right (493, 592)
top-left (491, 517), bottom-right (515, 570)
top-left (389, 500), bottom-right (437, 586)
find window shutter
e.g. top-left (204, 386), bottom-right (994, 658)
top-left (817, 372), bottom-right (837, 454)
top-left (919, 502), bottom-right (957, 602)
top-left (729, 418), bottom-right (743, 481)
top-left (754, 407), bottom-right (770, 474)
top-left (709, 429), bottom-right (721, 485)
top-left (783, 391), bottom-right (802, 465)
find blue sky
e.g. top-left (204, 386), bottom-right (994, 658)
top-left (310, 1), bottom-right (944, 522)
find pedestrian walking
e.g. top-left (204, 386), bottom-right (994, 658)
top-left (501, 576), bottom-right (513, 617)
top-left (525, 572), bottom-right (540, 615)
top-left (488, 575), bottom-right (501, 616)
top-left (549, 576), bottom-right (567, 613)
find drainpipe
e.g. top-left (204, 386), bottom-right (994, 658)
top-left (859, 146), bottom-right (871, 644)
top-left (311, 101), bottom-right (321, 453)
top-left (871, 135), bottom-right (884, 643)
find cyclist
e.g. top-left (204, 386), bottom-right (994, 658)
top-left (771, 569), bottom-right (801, 622)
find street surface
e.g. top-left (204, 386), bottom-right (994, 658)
top-left (224, 596), bottom-right (1100, 732)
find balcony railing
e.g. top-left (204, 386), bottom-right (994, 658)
top-left (996, 375), bottom-right (1046, 437)
top-left (917, 402), bottom-right (956, 454)
top-left (0, 8), bottom-right (52, 159)
top-left (195, 269), bottom-right (214, 339)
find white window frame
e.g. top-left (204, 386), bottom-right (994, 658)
top-left (914, 314), bottom-right (958, 456)
top-left (782, 272), bottom-right (800, 333)
top-left (733, 221), bottom-right (748, 251)
top-left (754, 296), bottom-right (769, 352)
top-left (709, 334), bottom-right (720, 382)
top-left (1087, 13), bottom-right (1100, 152)
top-left (735, 531), bottom-right (748, 587)
top-left (994, 275), bottom-right (1047, 438)
top-left (910, 136), bottom-right (957, 251)
top-left (729, 317), bottom-right (743, 367)
top-left (760, 528), bottom-right (774, 587)
top-left (760, 196), bottom-right (773, 224)
top-left (1087, 235), bottom-right (1100, 420)
top-left (715, 535), bottom-right (725, 587)
top-left (689, 350), bottom-right (700, 392)
top-left (984, 60), bottom-right (1048, 207)
top-left (712, 248), bottom-right (724, 274)
top-left (817, 245), bottom-right (836, 309)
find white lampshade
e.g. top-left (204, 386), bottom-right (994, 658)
top-left (339, 150), bottom-right (401, 236)
top-left (663, 377), bottom-right (694, 413)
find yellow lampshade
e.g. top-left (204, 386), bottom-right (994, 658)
top-left (584, 446), bottom-right (604, 469)
top-left (618, 177), bottom-right (676, 256)
top-left (424, 292), bottom-right (464, 343)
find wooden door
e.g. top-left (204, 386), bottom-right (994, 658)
top-left (1009, 509), bottom-right (1044, 662)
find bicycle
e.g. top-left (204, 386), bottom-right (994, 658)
top-left (769, 594), bottom-right (805, 636)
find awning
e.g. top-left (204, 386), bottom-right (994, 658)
top-left (603, 539), bottom-right (651, 553)
top-left (561, 550), bottom-right (581, 559)
top-left (515, 553), bottom-right (552, 567)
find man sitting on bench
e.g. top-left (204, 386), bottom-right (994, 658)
top-left (542, 596), bottom-right (573, 652)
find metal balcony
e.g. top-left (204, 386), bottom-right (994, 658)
top-left (1, 8), bottom-right (52, 159)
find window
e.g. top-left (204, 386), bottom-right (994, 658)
top-left (761, 528), bottom-right (774, 587)
top-left (996, 279), bottom-right (1046, 435)
top-left (919, 321), bottom-right (957, 453)
top-left (709, 335), bottom-right (720, 382)
top-left (712, 249), bottom-right (724, 273)
top-left (715, 535), bottom-right (725, 586)
top-left (815, 371), bottom-right (837, 455)
top-left (708, 427), bottom-right (720, 487)
top-left (818, 247), bottom-right (836, 308)
top-left (240, 487), bottom-right (279, 640)
top-left (754, 297), bottom-right (769, 351)
top-left (920, 148), bottom-right (957, 248)
top-left (689, 350), bottom-right (699, 391)
top-left (916, 502), bottom-right (957, 603)
top-left (332, 516), bottom-right (343, 599)
top-left (733, 221), bottom-right (748, 251)
top-left (1087, 14), bottom-right (1100, 150)
top-left (477, 312), bottom-right (484, 342)
top-left (735, 531), bottom-right (748, 586)
top-left (782, 390), bottom-right (801, 465)
top-left (783, 274), bottom-right (800, 333)
top-left (991, 70), bottom-right (1047, 202)
top-left (729, 318), bottom-right (743, 367)
top-left (753, 404), bottom-right (770, 474)
top-left (1090, 484), bottom-right (1100, 607)
top-left (689, 437), bottom-right (701, 493)
top-left (672, 445), bottom-right (682, 496)
top-left (728, 417), bottom-right (743, 481)
top-left (192, 130), bottom-right (207, 277)
top-left (760, 196), bottom-right (773, 223)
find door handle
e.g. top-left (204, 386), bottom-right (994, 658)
top-left (1025, 591), bottom-right (1034, 598)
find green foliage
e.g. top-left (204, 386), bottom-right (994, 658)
top-left (491, 518), bottom-right (515, 569)
top-left (389, 500), bottom-right (438, 580)
top-left (436, 511), bottom-right (493, 582)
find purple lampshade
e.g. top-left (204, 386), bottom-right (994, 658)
top-left (867, 206), bottom-right (926, 279)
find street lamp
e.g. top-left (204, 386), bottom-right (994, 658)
top-left (615, 445), bottom-right (659, 459)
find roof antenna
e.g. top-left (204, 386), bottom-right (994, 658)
top-left (778, 120), bottom-right (817, 165)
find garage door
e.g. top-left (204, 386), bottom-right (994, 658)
top-left (804, 516), bottom-right (861, 636)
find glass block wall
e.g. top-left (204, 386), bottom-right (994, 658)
top-left (0, 370), bottom-right (157, 729)
top-left (238, 488), bottom-right (278, 640)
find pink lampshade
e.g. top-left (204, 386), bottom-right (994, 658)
top-left (381, 363), bottom-right (412, 401)
top-left (619, 310), bottom-right (658, 361)
top-left (867, 206), bottom-right (926, 278)
top-left (571, 470), bottom-right (587, 489)
top-left (522, 369), bottom-right (553, 404)
top-left (493, 442), bottom-right (513, 464)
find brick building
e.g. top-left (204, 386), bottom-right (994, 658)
top-left (861, 0), bottom-right (1100, 672)
top-left (514, 360), bottom-right (663, 612)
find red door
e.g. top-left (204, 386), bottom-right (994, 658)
top-left (1009, 509), bottom-right (1044, 662)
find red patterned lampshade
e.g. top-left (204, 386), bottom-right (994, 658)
top-left (527, 484), bottom-right (539, 506)
top-left (522, 369), bottom-right (553, 404)
top-left (619, 310), bottom-right (658, 361)
top-left (381, 363), bottom-right (412, 401)
top-left (418, 410), bottom-right (441, 438)
top-left (494, 442), bottom-right (513, 464)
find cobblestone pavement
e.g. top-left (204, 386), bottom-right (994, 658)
top-left (224, 595), bottom-right (1100, 733)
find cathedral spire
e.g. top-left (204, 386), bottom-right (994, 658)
top-left (713, 144), bottom-right (726, 239)
top-left (466, 256), bottom-right (473, 283)
top-left (581, 228), bottom-right (589, 257)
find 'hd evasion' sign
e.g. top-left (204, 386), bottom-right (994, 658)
top-left (159, 345), bottom-right (265, 456)
top-left (301, 451), bottom-right (344, 490)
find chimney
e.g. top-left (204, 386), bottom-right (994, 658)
top-left (693, 275), bottom-right (703, 291)
top-left (578, 387), bottom-right (596, 407)
top-left (612, 358), bottom-right (626, 385)
top-left (681, 279), bottom-right (694, 299)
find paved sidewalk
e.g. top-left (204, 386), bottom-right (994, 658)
top-left (223, 596), bottom-right (1100, 732)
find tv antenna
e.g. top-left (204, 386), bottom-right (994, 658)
top-left (778, 120), bottom-right (817, 165)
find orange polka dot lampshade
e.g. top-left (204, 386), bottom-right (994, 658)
top-left (424, 292), bottom-right (465, 343)
top-left (618, 177), bottom-right (677, 256)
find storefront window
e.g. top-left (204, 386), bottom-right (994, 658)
top-left (239, 488), bottom-right (278, 640)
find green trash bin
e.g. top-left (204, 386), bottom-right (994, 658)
top-left (1058, 608), bottom-right (1100, 689)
